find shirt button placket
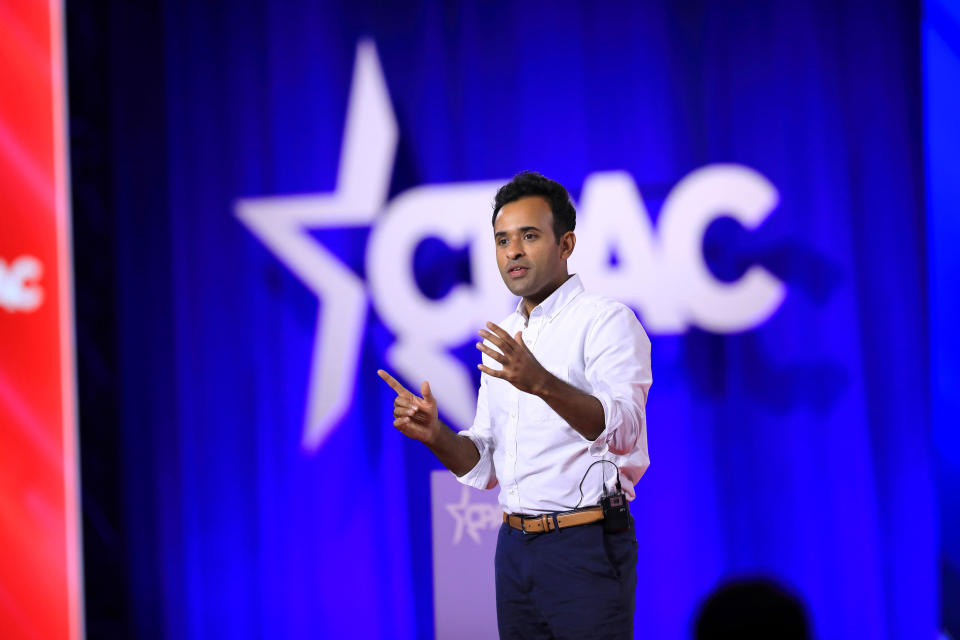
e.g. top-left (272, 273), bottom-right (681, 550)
top-left (509, 390), bottom-right (520, 511)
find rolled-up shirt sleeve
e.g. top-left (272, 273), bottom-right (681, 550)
top-left (455, 374), bottom-right (498, 490)
top-left (584, 304), bottom-right (652, 457)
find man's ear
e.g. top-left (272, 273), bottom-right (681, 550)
top-left (560, 231), bottom-right (576, 259)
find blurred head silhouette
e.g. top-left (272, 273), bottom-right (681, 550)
top-left (694, 578), bottom-right (811, 640)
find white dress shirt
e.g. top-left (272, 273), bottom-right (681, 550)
top-left (457, 274), bottom-right (652, 515)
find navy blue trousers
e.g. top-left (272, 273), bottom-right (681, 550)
top-left (494, 516), bottom-right (637, 640)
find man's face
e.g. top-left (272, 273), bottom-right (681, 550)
top-left (493, 196), bottom-right (574, 305)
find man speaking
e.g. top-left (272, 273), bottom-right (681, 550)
top-left (378, 170), bottom-right (651, 639)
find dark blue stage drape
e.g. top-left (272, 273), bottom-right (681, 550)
top-left (109, 2), bottom-right (935, 638)
top-left (925, 0), bottom-right (960, 635)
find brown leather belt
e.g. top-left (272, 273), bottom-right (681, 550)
top-left (503, 506), bottom-right (604, 533)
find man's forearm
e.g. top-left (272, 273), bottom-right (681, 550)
top-left (426, 421), bottom-right (482, 476)
top-left (536, 375), bottom-right (606, 441)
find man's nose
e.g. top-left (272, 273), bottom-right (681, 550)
top-left (507, 245), bottom-right (524, 260)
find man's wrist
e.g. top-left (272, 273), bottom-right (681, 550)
top-left (533, 369), bottom-right (561, 399)
top-left (532, 374), bottom-right (605, 440)
top-left (424, 422), bottom-right (481, 476)
top-left (422, 418), bottom-right (446, 449)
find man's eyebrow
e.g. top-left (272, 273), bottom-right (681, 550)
top-left (494, 226), bottom-right (542, 237)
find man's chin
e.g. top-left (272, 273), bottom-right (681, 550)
top-left (509, 286), bottom-right (537, 300)
top-left (501, 279), bottom-right (529, 298)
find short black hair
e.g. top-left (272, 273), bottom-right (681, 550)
top-left (492, 170), bottom-right (576, 243)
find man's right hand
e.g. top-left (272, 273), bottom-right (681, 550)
top-left (377, 369), bottom-right (482, 477)
top-left (377, 369), bottom-right (440, 445)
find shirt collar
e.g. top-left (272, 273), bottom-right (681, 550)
top-left (514, 273), bottom-right (584, 321)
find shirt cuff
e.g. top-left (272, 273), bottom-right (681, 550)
top-left (589, 390), bottom-right (645, 457)
top-left (454, 431), bottom-right (497, 490)
top-left (588, 390), bottom-right (617, 456)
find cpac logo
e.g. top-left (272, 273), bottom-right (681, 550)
top-left (236, 41), bottom-right (786, 451)
top-left (0, 256), bottom-right (44, 313)
top-left (446, 486), bottom-right (502, 545)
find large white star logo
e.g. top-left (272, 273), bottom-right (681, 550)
top-left (235, 40), bottom-right (397, 451)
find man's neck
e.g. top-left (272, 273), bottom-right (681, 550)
top-left (520, 273), bottom-right (573, 318)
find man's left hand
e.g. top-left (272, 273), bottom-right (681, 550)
top-left (476, 322), bottom-right (552, 396)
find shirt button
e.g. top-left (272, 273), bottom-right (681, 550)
top-left (510, 410), bottom-right (517, 418)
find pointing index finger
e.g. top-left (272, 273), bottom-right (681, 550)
top-left (377, 369), bottom-right (413, 397)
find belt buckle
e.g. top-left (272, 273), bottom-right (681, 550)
top-left (510, 514), bottom-right (530, 534)
top-left (523, 513), bottom-right (558, 534)
top-left (516, 512), bottom-right (560, 534)
top-left (521, 515), bottom-right (535, 535)
top-left (518, 514), bottom-right (538, 535)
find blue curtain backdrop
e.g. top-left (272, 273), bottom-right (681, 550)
top-left (106, 1), bottom-right (936, 638)
top-left (925, 0), bottom-right (960, 635)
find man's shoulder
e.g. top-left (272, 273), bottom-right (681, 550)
top-left (569, 291), bottom-right (647, 343)
top-left (571, 290), bottom-right (635, 320)
top-left (569, 292), bottom-right (649, 356)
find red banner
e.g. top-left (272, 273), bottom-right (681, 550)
top-left (0, 1), bottom-right (82, 638)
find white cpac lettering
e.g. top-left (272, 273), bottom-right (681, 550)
top-left (365, 166), bottom-right (786, 425)
top-left (574, 165), bottom-right (785, 334)
top-left (0, 256), bottom-right (44, 313)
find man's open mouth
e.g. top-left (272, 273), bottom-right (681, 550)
top-left (508, 266), bottom-right (529, 278)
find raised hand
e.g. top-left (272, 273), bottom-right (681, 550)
top-left (476, 321), bottom-right (552, 395)
top-left (377, 369), bottom-right (440, 445)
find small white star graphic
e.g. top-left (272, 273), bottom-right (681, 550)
top-left (445, 486), bottom-right (501, 545)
